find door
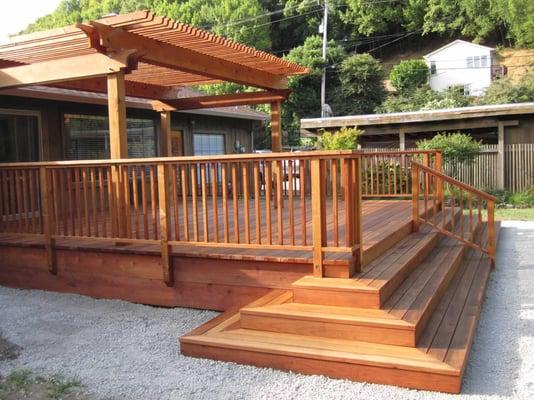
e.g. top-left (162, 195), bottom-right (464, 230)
top-left (170, 129), bottom-right (183, 157)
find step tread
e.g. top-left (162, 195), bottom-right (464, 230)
top-left (182, 328), bottom-right (458, 376)
top-left (241, 302), bottom-right (413, 329)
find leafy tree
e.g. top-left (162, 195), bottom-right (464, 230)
top-left (389, 59), bottom-right (429, 92)
top-left (282, 35), bottom-right (346, 145)
top-left (317, 126), bottom-right (361, 150)
top-left (336, 53), bottom-right (386, 115)
top-left (480, 73), bottom-right (534, 105)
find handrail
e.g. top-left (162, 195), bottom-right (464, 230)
top-left (411, 161), bottom-right (497, 202)
top-left (411, 161), bottom-right (496, 261)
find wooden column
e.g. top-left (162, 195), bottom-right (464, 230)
top-left (497, 121), bottom-right (505, 190)
top-left (399, 129), bottom-right (406, 151)
top-left (39, 167), bottom-right (56, 274)
top-left (107, 72), bottom-right (128, 159)
top-left (107, 72), bottom-right (128, 237)
top-left (412, 164), bottom-right (420, 232)
top-left (270, 101), bottom-right (282, 152)
top-left (311, 158), bottom-right (327, 277)
top-left (160, 111), bottom-right (172, 157)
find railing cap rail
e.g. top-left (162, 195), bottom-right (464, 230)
top-left (411, 160), bottom-right (497, 202)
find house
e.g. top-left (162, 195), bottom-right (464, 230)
top-left (0, 85), bottom-right (268, 163)
top-left (424, 40), bottom-right (497, 96)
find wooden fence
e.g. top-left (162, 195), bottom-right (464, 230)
top-left (364, 144), bottom-right (534, 192)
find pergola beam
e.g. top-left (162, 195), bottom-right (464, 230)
top-left (0, 51), bottom-right (134, 90)
top-left (88, 22), bottom-right (289, 90)
top-left (151, 90), bottom-right (291, 111)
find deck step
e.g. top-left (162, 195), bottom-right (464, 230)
top-left (181, 326), bottom-right (462, 393)
top-left (242, 235), bottom-right (465, 347)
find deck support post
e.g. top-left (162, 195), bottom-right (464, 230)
top-left (399, 129), bottom-right (406, 151)
top-left (39, 166), bottom-right (56, 274)
top-left (412, 164), bottom-right (420, 232)
top-left (352, 156), bottom-right (363, 273)
top-left (107, 72), bottom-right (128, 237)
top-left (157, 163), bottom-right (173, 285)
top-left (311, 158), bottom-right (326, 277)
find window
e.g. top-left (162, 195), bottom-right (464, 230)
top-left (430, 61), bottom-right (437, 75)
top-left (193, 133), bottom-right (225, 156)
top-left (463, 84), bottom-right (471, 96)
top-left (474, 56), bottom-right (481, 68)
top-left (0, 110), bottom-right (41, 163)
top-left (481, 55), bottom-right (488, 67)
top-left (64, 114), bottom-right (156, 160)
top-left (466, 56), bottom-right (474, 68)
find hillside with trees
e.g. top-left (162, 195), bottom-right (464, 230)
top-left (20, 0), bottom-right (534, 145)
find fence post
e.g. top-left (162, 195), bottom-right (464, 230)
top-left (157, 163), bottom-right (173, 286)
top-left (311, 158), bottom-right (326, 277)
top-left (412, 163), bottom-right (420, 232)
top-left (39, 167), bottom-right (56, 274)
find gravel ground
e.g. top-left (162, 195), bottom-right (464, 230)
top-left (0, 220), bottom-right (533, 400)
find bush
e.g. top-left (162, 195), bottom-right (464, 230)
top-left (317, 127), bottom-right (361, 150)
top-left (479, 72), bottom-right (534, 105)
top-left (336, 54), bottom-right (386, 115)
top-left (389, 59), bottom-right (429, 92)
top-left (417, 132), bottom-right (481, 163)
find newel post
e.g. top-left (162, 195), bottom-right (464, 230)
top-left (39, 166), bottom-right (56, 274)
top-left (487, 200), bottom-right (496, 265)
top-left (157, 163), bottom-right (173, 286)
top-left (412, 163), bottom-right (420, 232)
top-left (311, 158), bottom-right (326, 277)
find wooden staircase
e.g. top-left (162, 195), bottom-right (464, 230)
top-left (180, 209), bottom-right (500, 393)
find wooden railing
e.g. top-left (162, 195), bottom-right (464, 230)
top-left (0, 151), bottom-right (363, 283)
top-left (361, 150), bottom-right (442, 198)
top-left (411, 161), bottom-right (496, 261)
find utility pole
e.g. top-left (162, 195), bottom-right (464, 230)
top-left (320, 0), bottom-right (328, 117)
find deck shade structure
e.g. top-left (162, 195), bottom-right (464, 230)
top-left (0, 10), bottom-right (308, 156)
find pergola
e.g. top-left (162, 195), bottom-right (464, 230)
top-left (0, 10), bottom-right (308, 158)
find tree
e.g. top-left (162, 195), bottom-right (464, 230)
top-left (479, 73), bottom-right (534, 105)
top-left (282, 36), bottom-right (346, 145)
top-left (389, 59), bottom-right (429, 92)
top-left (336, 53), bottom-right (386, 115)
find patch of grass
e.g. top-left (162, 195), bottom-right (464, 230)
top-left (480, 208), bottom-right (534, 221)
top-left (0, 370), bottom-right (84, 400)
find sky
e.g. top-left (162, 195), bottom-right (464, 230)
top-left (0, 0), bottom-right (61, 42)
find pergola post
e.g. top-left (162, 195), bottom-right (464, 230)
top-left (160, 111), bottom-right (172, 157)
top-left (399, 128), bottom-right (406, 151)
top-left (270, 100), bottom-right (282, 152)
top-left (107, 71), bottom-right (128, 159)
top-left (107, 71), bottom-right (128, 237)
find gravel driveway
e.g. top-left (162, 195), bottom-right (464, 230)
top-left (1, 220), bottom-right (533, 400)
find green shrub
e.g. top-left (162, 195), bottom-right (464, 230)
top-left (480, 72), bottom-right (534, 105)
top-left (318, 127), bottom-right (361, 150)
top-left (363, 161), bottom-right (408, 196)
top-left (416, 133), bottom-right (481, 164)
top-left (389, 59), bottom-right (429, 92)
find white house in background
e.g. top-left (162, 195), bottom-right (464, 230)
top-left (423, 40), bottom-right (495, 96)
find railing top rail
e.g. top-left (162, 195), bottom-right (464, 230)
top-left (411, 160), bottom-right (497, 202)
top-left (0, 150), bottom-right (363, 169)
top-left (360, 150), bottom-right (441, 156)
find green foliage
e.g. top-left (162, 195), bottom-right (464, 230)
top-left (389, 59), bottom-right (429, 92)
top-left (416, 132), bottom-right (481, 163)
top-left (378, 85), bottom-right (473, 113)
top-left (317, 127), bottom-right (361, 150)
top-left (486, 187), bottom-right (534, 208)
top-left (363, 162), bottom-right (409, 196)
top-left (336, 54), bottom-right (386, 115)
top-left (479, 73), bottom-right (534, 105)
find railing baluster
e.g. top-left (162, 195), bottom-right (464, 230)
top-left (201, 163), bottom-right (209, 242)
top-left (276, 160), bottom-right (283, 245)
top-left (253, 161), bottom-right (261, 245)
top-left (180, 164), bottom-right (190, 241)
top-left (74, 168), bottom-right (82, 236)
top-left (264, 161), bottom-right (272, 245)
top-left (90, 168), bottom-right (99, 237)
top-left (300, 160), bottom-right (307, 246)
top-left (190, 163), bottom-right (199, 242)
top-left (221, 163), bottom-right (229, 243)
top-left (210, 163), bottom-right (219, 242)
top-left (242, 161), bottom-right (251, 244)
top-left (231, 162), bottom-right (240, 244)
top-left (106, 167), bottom-right (115, 237)
top-left (311, 158), bottom-right (326, 277)
top-left (172, 165), bottom-right (180, 241)
top-left (98, 167), bottom-right (107, 237)
top-left (141, 167), bottom-right (149, 239)
top-left (331, 159), bottom-right (338, 247)
top-left (131, 166), bottom-right (140, 239)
